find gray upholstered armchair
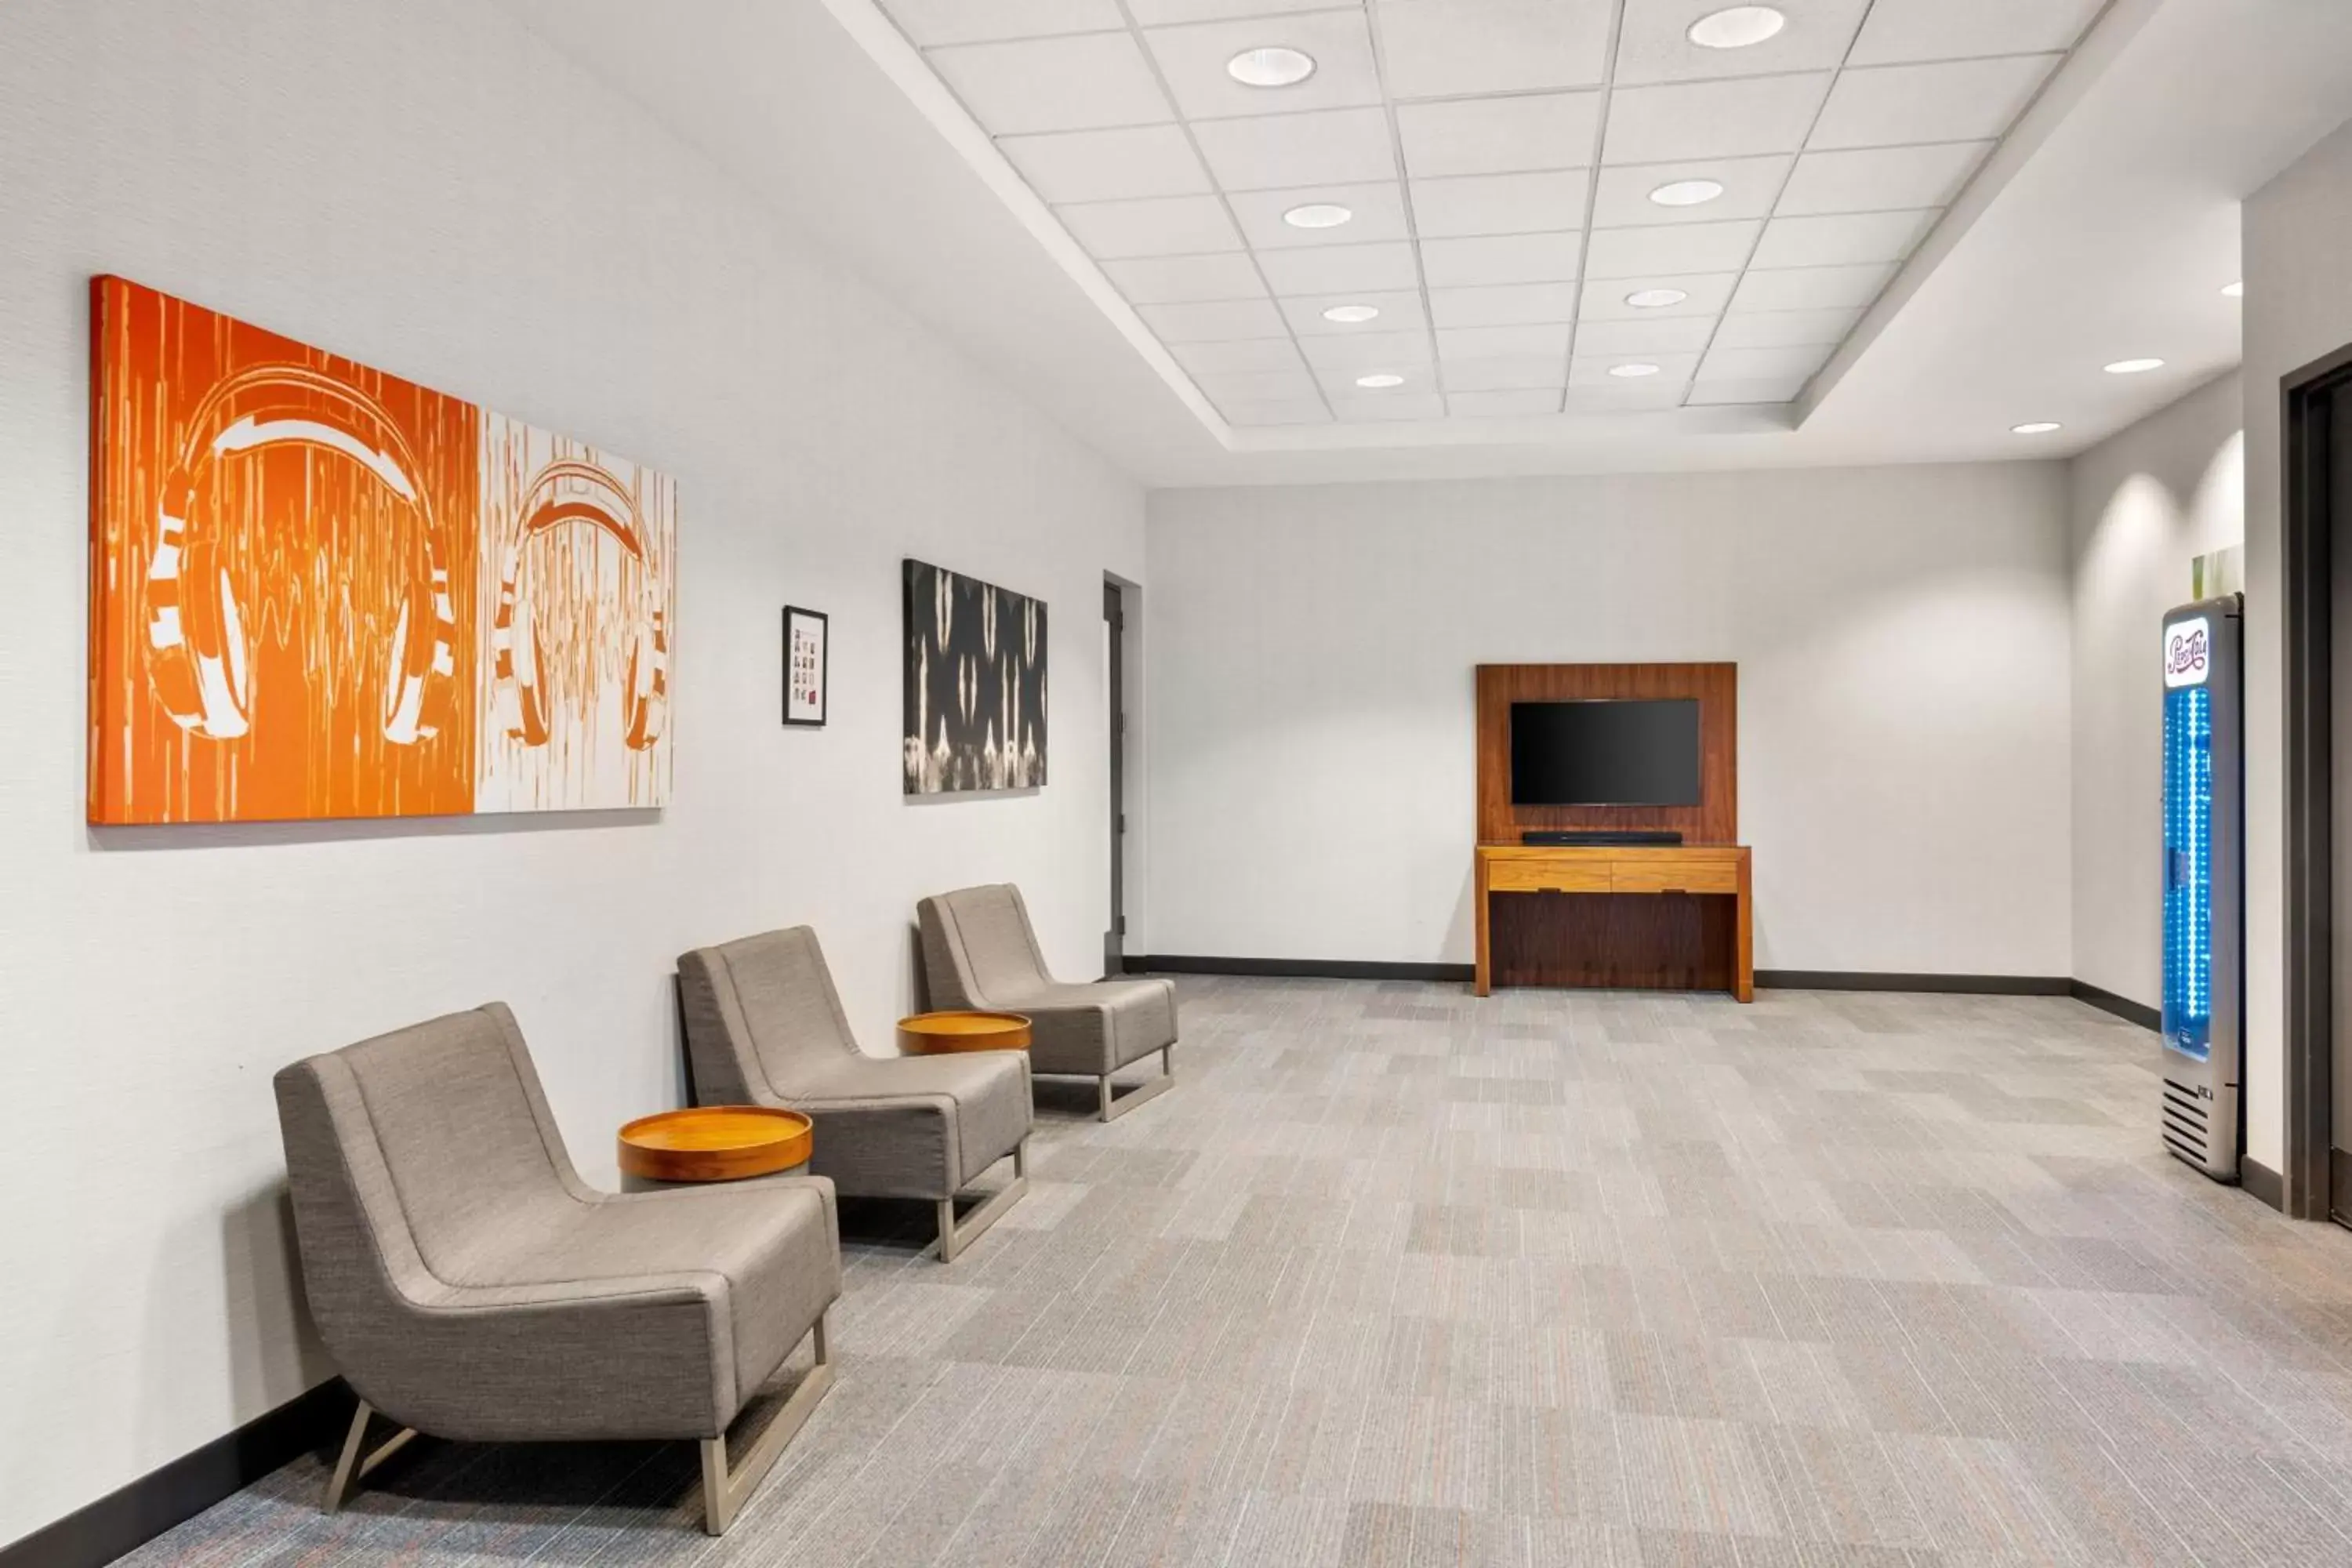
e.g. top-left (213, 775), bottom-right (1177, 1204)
top-left (917, 883), bottom-right (1178, 1121)
top-left (273, 1003), bottom-right (840, 1536)
top-left (677, 925), bottom-right (1030, 1263)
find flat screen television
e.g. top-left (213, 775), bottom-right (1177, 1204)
top-left (1509, 699), bottom-right (1700, 806)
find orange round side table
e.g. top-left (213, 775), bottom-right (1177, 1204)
top-left (616, 1106), bottom-right (814, 1192)
top-left (896, 1010), bottom-right (1033, 1055)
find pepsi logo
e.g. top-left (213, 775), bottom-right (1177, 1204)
top-left (2164, 616), bottom-right (2211, 688)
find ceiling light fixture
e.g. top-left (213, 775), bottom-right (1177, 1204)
top-left (1226, 45), bottom-right (1316, 88)
top-left (1283, 202), bottom-right (1353, 230)
top-left (2222, 280), bottom-right (2245, 298)
top-left (2012, 422), bottom-right (2063, 435)
top-left (1322, 303), bottom-right (1381, 324)
top-left (1687, 5), bottom-right (1786, 49)
top-left (2104, 358), bottom-right (2165, 375)
top-left (1356, 372), bottom-right (1406, 389)
top-left (1609, 363), bottom-right (1662, 378)
top-left (1649, 179), bottom-right (1726, 208)
top-left (1624, 288), bottom-right (1688, 309)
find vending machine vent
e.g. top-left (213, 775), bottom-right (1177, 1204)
top-left (2161, 1077), bottom-right (2209, 1163)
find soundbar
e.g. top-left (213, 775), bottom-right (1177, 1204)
top-left (1522, 829), bottom-right (1684, 846)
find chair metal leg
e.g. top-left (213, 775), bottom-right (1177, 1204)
top-left (1097, 1044), bottom-right (1176, 1122)
top-left (700, 1312), bottom-right (833, 1535)
top-left (935, 1138), bottom-right (1030, 1263)
top-left (321, 1401), bottom-right (419, 1514)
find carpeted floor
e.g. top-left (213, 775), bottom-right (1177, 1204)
top-left (122, 976), bottom-right (2352, 1566)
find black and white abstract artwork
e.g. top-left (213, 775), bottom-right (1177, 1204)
top-left (902, 559), bottom-right (1047, 795)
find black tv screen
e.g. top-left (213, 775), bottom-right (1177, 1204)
top-left (1509, 699), bottom-right (1700, 806)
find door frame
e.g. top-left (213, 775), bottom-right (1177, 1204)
top-left (2280, 341), bottom-right (2352, 1219)
top-left (1103, 578), bottom-right (1127, 978)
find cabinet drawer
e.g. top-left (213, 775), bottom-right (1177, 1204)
top-left (1610, 859), bottom-right (1740, 895)
top-left (1487, 858), bottom-right (1613, 895)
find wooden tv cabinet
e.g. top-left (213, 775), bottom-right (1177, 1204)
top-left (1473, 844), bottom-right (1753, 1001)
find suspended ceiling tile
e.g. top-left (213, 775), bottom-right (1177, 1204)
top-left (1591, 154), bottom-right (1790, 227)
top-left (999, 125), bottom-right (1213, 203)
top-left (1427, 281), bottom-right (1581, 327)
top-left (1229, 182), bottom-right (1411, 249)
top-left (1572, 314), bottom-right (1719, 355)
top-left (1194, 366), bottom-right (1323, 403)
top-left (1300, 330), bottom-right (1438, 371)
top-left (1215, 395), bottom-right (1332, 425)
top-left (1316, 363), bottom-right (1440, 396)
top-left (1374, 0), bottom-right (1615, 100)
top-left (1448, 388), bottom-right (1565, 416)
top-left (930, 33), bottom-right (1172, 134)
top-left (1443, 354), bottom-right (1572, 390)
top-left (1192, 107), bottom-right (1399, 191)
top-left (1169, 336), bottom-right (1307, 374)
top-left (1809, 56), bottom-right (2059, 151)
top-left (1729, 261), bottom-right (1895, 312)
top-left (1569, 350), bottom-right (1699, 386)
top-left (1602, 73), bottom-right (1833, 165)
top-left (1395, 93), bottom-right (1600, 178)
top-left (1577, 270), bottom-right (1738, 319)
top-left (1102, 252), bottom-right (1269, 304)
top-left (1584, 219), bottom-right (1762, 280)
top-left (1708, 307), bottom-right (1860, 347)
top-left (1436, 322), bottom-right (1573, 361)
top-left (1562, 381), bottom-right (1687, 412)
top-left (1773, 140), bottom-right (1991, 217)
top-left (1130, 0), bottom-right (1334, 24)
top-left (1279, 289), bottom-right (1430, 334)
top-left (882, 0), bottom-right (1123, 46)
top-left (1846, 0), bottom-right (2107, 67)
top-left (1059, 193), bottom-right (1243, 258)
top-left (1614, 0), bottom-right (1871, 85)
top-left (1751, 209), bottom-right (1937, 270)
top-left (1409, 169), bottom-right (1591, 239)
top-left (1255, 240), bottom-right (1424, 294)
top-left (1419, 230), bottom-right (1581, 287)
top-left (1135, 296), bottom-right (1291, 340)
top-left (1697, 342), bottom-right (1835, 383)
top-left (1330, 392), bottom-right (1450, 421)
top-left (1142, 12), bottom-right (1384, 120)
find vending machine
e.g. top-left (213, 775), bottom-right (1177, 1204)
top-left (2160, 595), bottom-right (2244, 1181)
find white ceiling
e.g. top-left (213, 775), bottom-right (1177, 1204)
top-left (872, 0), bottom-right (2099, 430)
top-left (503, 0), bottom-right (2352, 485)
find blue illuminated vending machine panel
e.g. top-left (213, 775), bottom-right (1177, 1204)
top-left (2159, 596), bottom-right (2242, 1181)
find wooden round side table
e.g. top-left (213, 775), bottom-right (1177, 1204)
top-left (897, 1010), bottom-right (1033, 1055)
top-left (616, 1106), bottom-right (814, 1192)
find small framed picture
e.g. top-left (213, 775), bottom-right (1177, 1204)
top-left (783, 606), bottom-right (828, 728)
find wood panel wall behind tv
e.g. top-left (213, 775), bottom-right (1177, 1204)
top-left (1475, 664), bottom-right (1737, 845)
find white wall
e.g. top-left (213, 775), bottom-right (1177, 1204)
top-left (2243, 114), bottom-right (2352, 1183)
top-left (1146, 465), bottom-right (2074, 975)
top-left (2068, 374), bottom-right (2246, 1008)
top-left (0, 0), bottom-right (1139, 1545)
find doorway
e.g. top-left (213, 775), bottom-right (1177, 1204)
top-left (2281, 342), bottom-right (2352, 1222)
top-left (1104, 578), bottom-right (1129, 978)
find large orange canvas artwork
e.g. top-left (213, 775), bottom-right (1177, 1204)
top-left (88, 277), bottom-right (675, 823)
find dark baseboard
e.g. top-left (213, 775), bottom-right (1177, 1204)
top-left (2067, 979), bottom-right (2161, 1031)
top-left (0, 1377), bottom-right (351, 1568)
top-left (2243, 1157), bottom-right (2285, 1212)
top-left (1755, 970), bottom-right (2070, 996)
top-left (1127, 954), bottom-right (1475, 982)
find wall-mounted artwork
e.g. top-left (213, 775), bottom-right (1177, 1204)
top-left (783, 606), bottom-right (828, 727)
top-left (902, 559), bottom-right (1046, 795)
top-left (87, 276), bottom-right (677, 824)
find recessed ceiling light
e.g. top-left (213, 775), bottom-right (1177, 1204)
top-left (2222, 280), bottom-right (2245, 298)
top-left (1356, 372), bottom-right (1406, 389)
top-left (2104, 358), bottom-right (2165, 375)
top-left (1283, 202), bottom-right (1353, 230)
top-left (1624, 288), bottom-right (1689, 309)
top-left (1609, 363), bottom-right (1662, 378)
top-left (2012, 422), bottom-right (2062, 435)
top-left (1687, 5), bottom-right (1786, 49)
top-left (1322, 303), bottom-right (1381, 324)
top-left (1226, 46), bottom-right (1316, 88)
top-left (1649, 179), bottom-right (1726, 208)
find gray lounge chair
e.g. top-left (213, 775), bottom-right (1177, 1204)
top-left (917, 883), bottom-right (1178, 1121)
top-left (273, 1003), bottom-right (839, 1535)
top-left (678, 925), bottom-right (1031, 1263)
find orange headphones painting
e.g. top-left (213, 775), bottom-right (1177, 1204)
top-left (142, 364), bottom-right (457, 746)
top-left (488, 459), bottom-right (668, 752)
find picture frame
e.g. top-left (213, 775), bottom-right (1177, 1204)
top-left (783, 605), bottom-right (828, 728)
